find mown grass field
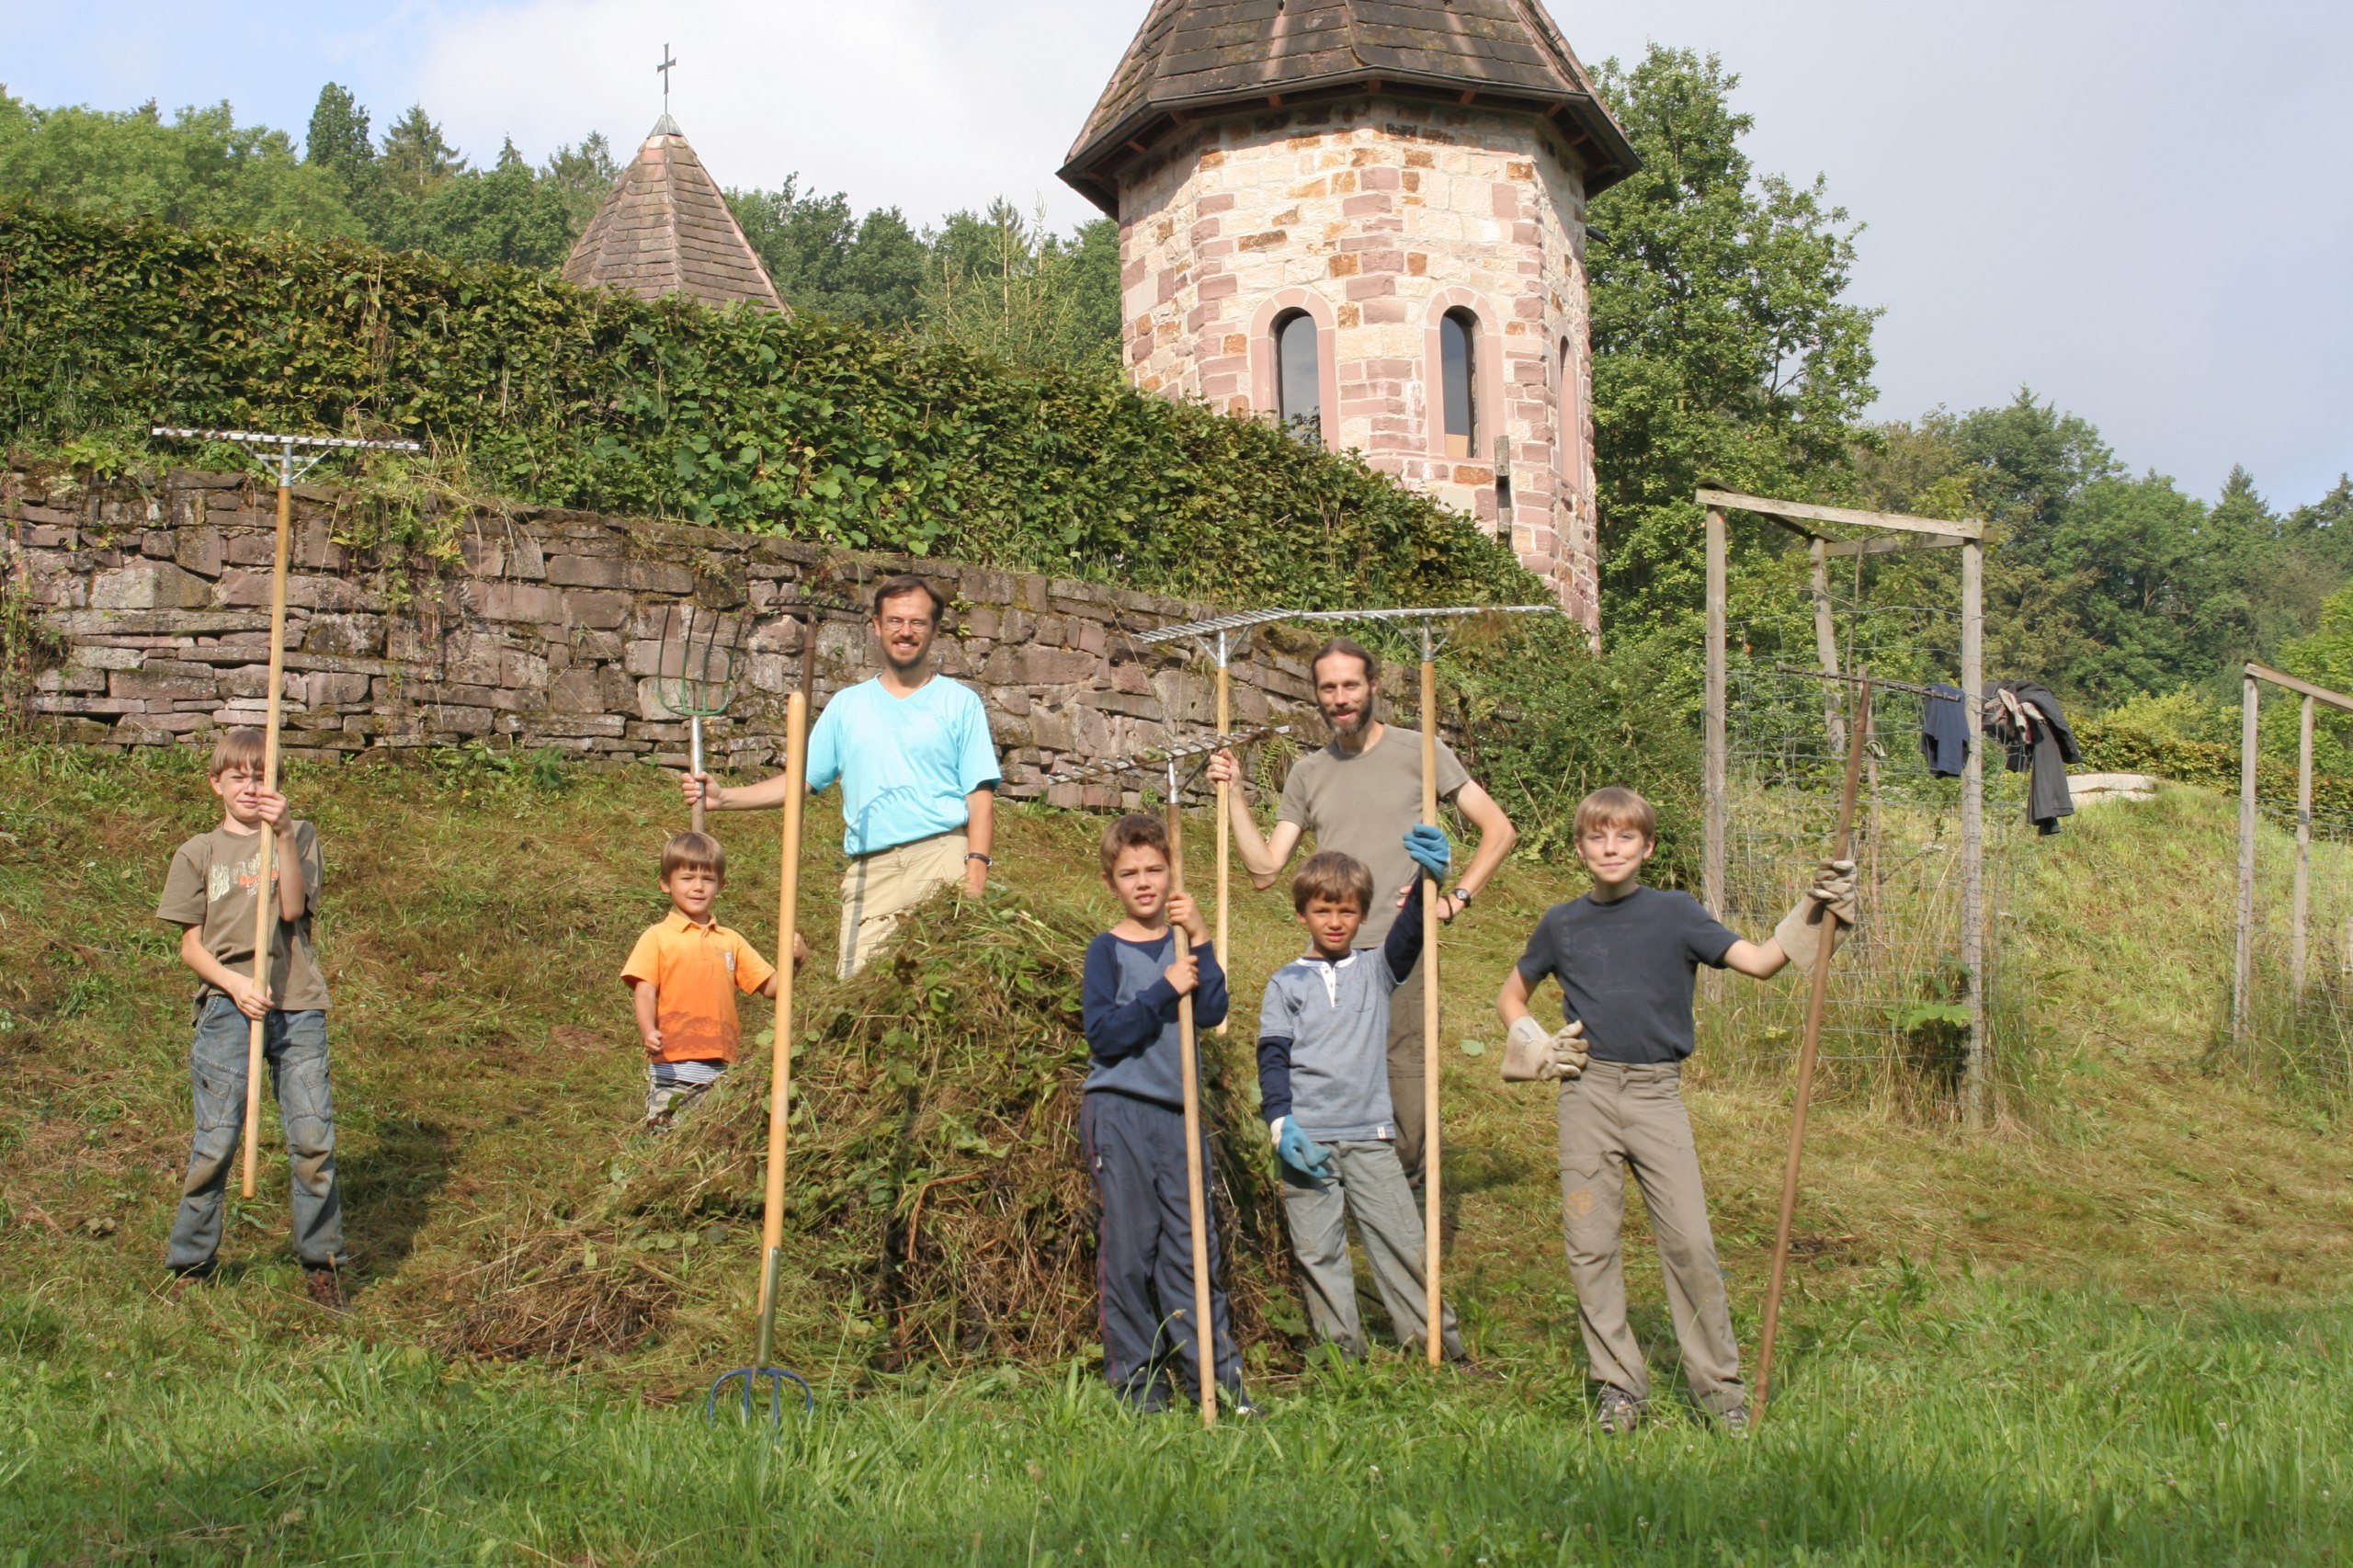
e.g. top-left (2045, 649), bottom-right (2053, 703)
top-left (1, 741), bottom-right (2347, 1564)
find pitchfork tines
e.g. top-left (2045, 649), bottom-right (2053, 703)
top-left (654, 606), bottom-right (745, 831)
top-left (706, 1249), bottom-right (814, 1429)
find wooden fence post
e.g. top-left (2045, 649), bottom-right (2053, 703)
top-left (1810, 536), bottom-right (1845, 757)
top-left (1960, 540), bottom-right (1986, 1128)
top-left (2235, 673), bottom-right (2259, 1046)
top-left (1704, 506), bottom-right (1728, 919)
top-left (2292, 694), bottom-right (2314, 995)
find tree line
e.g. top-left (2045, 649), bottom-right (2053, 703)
top-left (3, 56), bottom-right (2346, 740)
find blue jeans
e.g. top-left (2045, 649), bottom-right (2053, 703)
top-left (165, 998), bottom-right (345, 1271)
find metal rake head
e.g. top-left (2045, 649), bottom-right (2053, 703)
top-left (653, 605), bottom-right (744, 721)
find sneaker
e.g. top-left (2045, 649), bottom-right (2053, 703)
top-left (166, 1262), bottom-right (216, 1299)
top-left (1595, 1385), bottom-right (1644, 1436)
top-left (1222, 1390), bottom-right (1265, 1419)
top-left (1715, 1403), bottom-right (1752, 1437)
top-left (304, 1266), bottom-right (347, 1312)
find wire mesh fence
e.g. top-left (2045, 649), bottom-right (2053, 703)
top-left (1702, 592), bottom-right (2029, 1116)
top-left (2236, 730), bottom-right (2353, 1098)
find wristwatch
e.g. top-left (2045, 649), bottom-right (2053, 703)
top-left (1450, 886), bottom-right (1474, 908)
top-left (966, 852), bottom-right (994, 867)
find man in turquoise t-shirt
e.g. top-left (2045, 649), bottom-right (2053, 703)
top-left (688, 574), bottom-right (1001, 975)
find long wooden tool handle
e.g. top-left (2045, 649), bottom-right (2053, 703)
top-left (1754, 677), bottom-right (1871, 1419)
top-left (757, 692), bottom-right (809, 1320)
top-left (240, 478), bottom-right (295, 1201)
top-left (1214, 662), bottom-right (1232, 1038)
top-left (690, 716), bottom-right (707, 835)
top-left (1168, 795), bottom-right (1219, 1428)
top-left (1420, 654), bottom-right (1444, 1367)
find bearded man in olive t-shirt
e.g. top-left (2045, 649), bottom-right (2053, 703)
top-left (1206, 637), bottom-right (1519, 1187)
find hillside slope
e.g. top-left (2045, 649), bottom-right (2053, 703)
top-left (0, 742), bottom-right (2345, 1370)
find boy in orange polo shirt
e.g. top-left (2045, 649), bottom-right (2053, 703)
top-left (622, 831), bottom-right (800, 1131)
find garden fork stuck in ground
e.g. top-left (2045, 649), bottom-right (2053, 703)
top-left (654, 605), bottom-right (743, 833)
top-left (706, 1248), bottom-right (814, 1428)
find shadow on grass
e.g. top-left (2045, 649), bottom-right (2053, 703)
top-left (338, 1117), bottom-right (455, 1285)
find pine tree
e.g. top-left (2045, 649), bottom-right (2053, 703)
top-left (380, 104), bottom-right (465, 200)
top-left (304, 84), bottom-right (371, 170)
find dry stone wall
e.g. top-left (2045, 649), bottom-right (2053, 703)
top-left (4, 472), bottom-right (1335, 805)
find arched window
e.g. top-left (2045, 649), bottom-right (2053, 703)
top-left (1275, 310), bottom-right (1324, 442)
top-left (1440, 309), bottom-right (1479, 459)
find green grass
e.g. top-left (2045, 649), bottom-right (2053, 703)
top-left (4, 1276), bottom-right (2346, 1564)
top-left (2, 744), bottom-right (2350, 1562)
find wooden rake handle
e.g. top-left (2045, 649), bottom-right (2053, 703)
top-left (757, 693), bottom-right (809, 1324)
top-left (1167, 792), bottom-right (1220, 1428)
top-left (1754, 676), bottom-right (1871, 1419)
top-left (240, 479), bottom-right (295, 1200)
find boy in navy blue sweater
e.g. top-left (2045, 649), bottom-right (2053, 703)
top-left (1080, 812), bottom-right (1255, 1415)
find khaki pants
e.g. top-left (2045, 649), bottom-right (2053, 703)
top-left (837, 831), bottom-right (967, 977)
top-left (1385, 952), bottom-right (1428, 1186)
top-left (1280, 1139), bottom-right (1463, 1360)
top-left (1556, 1061), bottom-right (1745, 1415)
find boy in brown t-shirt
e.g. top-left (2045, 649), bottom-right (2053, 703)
top-left (156, 728), bottom-right (344, 1305)
top-left (621, 832), bottom-right (799, 1131)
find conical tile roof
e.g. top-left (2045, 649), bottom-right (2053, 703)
top-left (1062, 0), bottom-right (1636, 215)
top-left (564, 120), bottom-right (785, 313)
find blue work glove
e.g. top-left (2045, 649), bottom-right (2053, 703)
top-left (1273, 1117), bottom-right (1336, 1181)
top-left (1404, 823), bottom-right (1452, 883)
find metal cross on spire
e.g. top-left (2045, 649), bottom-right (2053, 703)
top-left (657, 43), bottom-right (677, 115)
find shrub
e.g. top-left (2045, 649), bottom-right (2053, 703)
top-left (0, 202), bottom-right (1538, 613)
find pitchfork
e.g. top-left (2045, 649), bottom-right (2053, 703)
top-left (706, 687), bottom-right (816, 1429)
top-left (653, 605), bottom-right (743, 833)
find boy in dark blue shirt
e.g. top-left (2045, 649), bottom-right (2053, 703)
top-left (1497, 786), bottom-right (1852, 1436)
top-left (1080, 813), bottom-right (1255, 1415)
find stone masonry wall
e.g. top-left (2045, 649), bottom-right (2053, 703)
top-left (1117, 97), bottom-right (1600, 631)
top-left (3, 472), bottom-right (1336, 807)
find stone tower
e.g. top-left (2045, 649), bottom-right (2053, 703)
top-left (1060, 0), bottom-right (1635, 627)
top-left (564, 117), bottom-right (786, 313)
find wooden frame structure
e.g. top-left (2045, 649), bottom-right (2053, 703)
top-left (2234, 662), bottom-right (2353, 1042)
top-left (1698, 488), bottom-right (1992, 1124)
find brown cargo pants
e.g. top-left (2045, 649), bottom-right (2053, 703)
top-left (1556, 1060), bottom-right (1746, 1416)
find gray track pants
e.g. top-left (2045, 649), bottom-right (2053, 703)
top-left (1557, 1061), bottom-right (1745, 1415)
top-left (1279, 1138), bottom-right (1463, 1360)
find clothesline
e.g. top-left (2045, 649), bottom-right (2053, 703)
top-left (1763, 665), bottom-right (1992, 710)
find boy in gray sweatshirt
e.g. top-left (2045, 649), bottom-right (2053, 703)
top-left (1257, 841), bottom-right (1469, 1364)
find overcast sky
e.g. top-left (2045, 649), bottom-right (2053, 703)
top-left (7, 2), bottom-right (2347, 509)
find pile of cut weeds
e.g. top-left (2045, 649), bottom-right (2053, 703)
top-left (443, 888), bottom-right (1298, 1372)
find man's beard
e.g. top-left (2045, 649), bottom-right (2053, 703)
top-left (882, 640), bottom-right (929, 676)
top-left (1324, 702), bottom-right (1374, 751)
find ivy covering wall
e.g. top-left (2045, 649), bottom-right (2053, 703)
top-left (0, 203), bottom-right (1539, 612)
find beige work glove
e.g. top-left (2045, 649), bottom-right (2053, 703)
top-left (1544, 1019), bottom-right (1591, 1081)
top-left (1503, 1016), bottom-right (1592, 1082)
top-left (1502, 1015), bottom-right (1552, 1082)
top-left (1774, 858), bottom-right (1859, 973)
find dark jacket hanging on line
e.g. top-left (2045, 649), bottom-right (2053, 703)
top-left (1984, 679), bottom-right (2080, 835)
